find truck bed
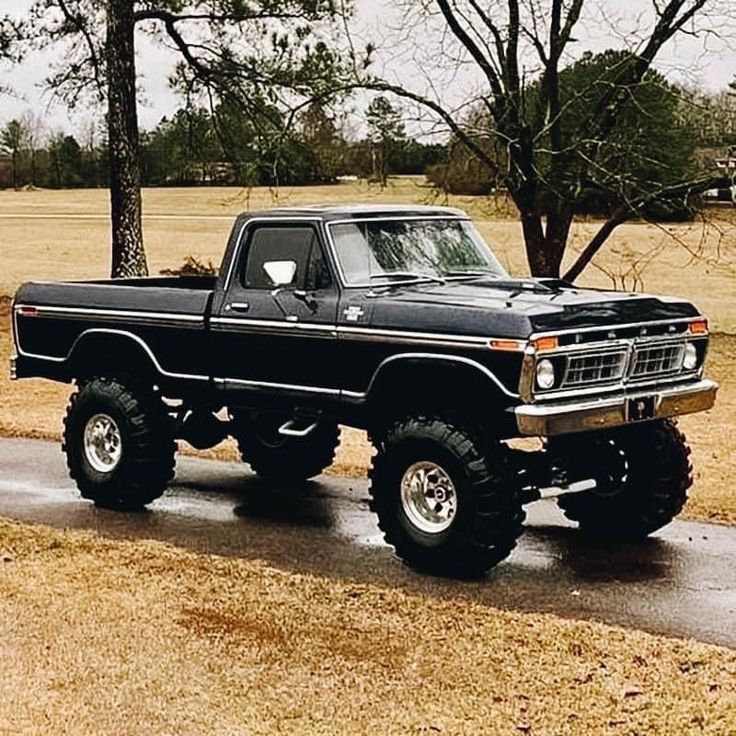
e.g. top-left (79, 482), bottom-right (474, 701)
top-left (15, 276), bottom-right (216, 314)
top-left (12, 277), bottom-right (216, 391)
top-left (85, 276), bottom-right (217, 290)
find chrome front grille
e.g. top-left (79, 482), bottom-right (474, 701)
top-left (552, 339), bottom-right (692, 394)
top-left (529, 319), bottom-right (708, 400)
top-left (562, 349), bottom-right (628, 388)
top-left (630, 343), bottom-right (685, 380)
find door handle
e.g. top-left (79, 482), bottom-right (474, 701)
top-left (227, 301), bottom-right (250, 313)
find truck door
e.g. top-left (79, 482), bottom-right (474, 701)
top-left (212, 221), bottom-right (340, 403)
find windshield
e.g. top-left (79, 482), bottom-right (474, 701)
top-left (328, 218), bottom-right (508, 286)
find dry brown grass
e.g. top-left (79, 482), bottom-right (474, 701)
top-left (0, 517), bottom-right (733, 735)
top-left (678, 335), bottom-right (736, 524)
top-left (1, 181), bottom-right (735, 523)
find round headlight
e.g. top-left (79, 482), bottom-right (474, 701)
top-left (683, 342), bottom-right (698, 371)
top-left (536, 359), bottom-right (556, 389)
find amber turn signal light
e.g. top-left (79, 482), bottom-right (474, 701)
top-left (533, 336), bottom-right (559, 352)
top-left (489, 339), bottom-right (525, 351)
top-left (689, 319), bottom-right (708, 335)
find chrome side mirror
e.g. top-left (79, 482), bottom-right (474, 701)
top-left (263, 260), bottom-right (297, 287)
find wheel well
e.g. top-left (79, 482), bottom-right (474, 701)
top-left (365, 358), bottom-right (511, 425)
top-left (68, 331), bottom-right (158, 383)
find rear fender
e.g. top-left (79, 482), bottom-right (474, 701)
top-left (67, 329), bottom-right (159, 382)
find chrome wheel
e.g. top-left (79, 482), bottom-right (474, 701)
top-left (83, 413), bottom-right (122, 473)
top-left (400, 461), bottom-right (457, 534)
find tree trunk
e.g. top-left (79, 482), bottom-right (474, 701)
top-left (517, 203), bottom-right (572, 278)
top-left (520, 212), bottom-right (566, 277)
top-left (106, 0), bottom-right (147, 278)
top-left (508, 130), bottom-right (569, 278)
top-left (543, 205), bottom-right (573, 278)
top-left (11, 152), bottom-right (18, 189)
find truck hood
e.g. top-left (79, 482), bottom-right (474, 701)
top-left (366, 278), bottom-right (700, 338)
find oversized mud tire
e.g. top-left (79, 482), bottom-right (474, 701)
top-left (63, 378), bottom-right (176, 510)
top-left (369, 415), bottom-right (524, 577)
top-left (230, 411), bottom-right (339, 482)
top-left (554, 419), bottom-right (692, 538)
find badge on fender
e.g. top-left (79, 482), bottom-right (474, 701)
top-left (344, 306), bottom-right (365, 322)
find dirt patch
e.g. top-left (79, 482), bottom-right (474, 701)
top-left (0, 518), bottom-right (733, 735)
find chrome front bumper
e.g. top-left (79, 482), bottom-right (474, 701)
top-left (513, 379), bottom-right (718, 436)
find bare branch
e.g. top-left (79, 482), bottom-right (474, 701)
top-left (467, 0), bottom-right (507, 69)
top-left (432, 0), bottom-right (504, 102)
top-left (56, 0), bottom-right (103, 98)
top-left (351, 78), bottom-right (501, 174)
top-left (564, 174), bottom-right (736, 281)
top-left (134, 9), bottom-right (317, 24)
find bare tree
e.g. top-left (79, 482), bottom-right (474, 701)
top-left (20, 111), bottom-right (47, 188)
top-left (366, 95), bottom-right (406, 185)
top-left (352, 0), bottom-right (736, 279)
top-left (4, 0), bottom-right (346, 276)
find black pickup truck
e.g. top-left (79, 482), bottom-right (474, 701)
top-left (10, 204), bottom-right (718, 576)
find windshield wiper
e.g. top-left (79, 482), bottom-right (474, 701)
top-left (368, 271), bottom-right (446, 285)
top-left (443, 270), bottom-right (501, 280)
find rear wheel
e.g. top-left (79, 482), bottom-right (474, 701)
top-left (369, 415), bottom-right (524, 577)
top-left (230, 411), bottom-right (339, 482)
top-left (552, 419), bottom-right (692, 538)
top-left (63, 377), bottom-right (176, 510)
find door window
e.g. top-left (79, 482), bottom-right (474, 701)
top-left (242, 226), bottom-right (331, 290)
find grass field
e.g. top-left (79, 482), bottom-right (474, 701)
top-left (1, 180), bottom-right (734, 523)
top-left (0, 518), bottom-right (733, 735)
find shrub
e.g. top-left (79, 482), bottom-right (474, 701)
top-left (160, 255), bottom-right (218, 277)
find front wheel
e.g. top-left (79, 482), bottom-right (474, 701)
top-left (552, 419), bottom-right (692, 538)
top-left (63, 378), bottom-right (176, 510)
top-left (369, 415), bottom-right (524, 577)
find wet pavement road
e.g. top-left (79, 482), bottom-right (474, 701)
top-left (0, 437), bottom-right (734, 648)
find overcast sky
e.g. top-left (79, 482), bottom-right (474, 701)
top-left (2, 0), bottom-right (734, 135)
